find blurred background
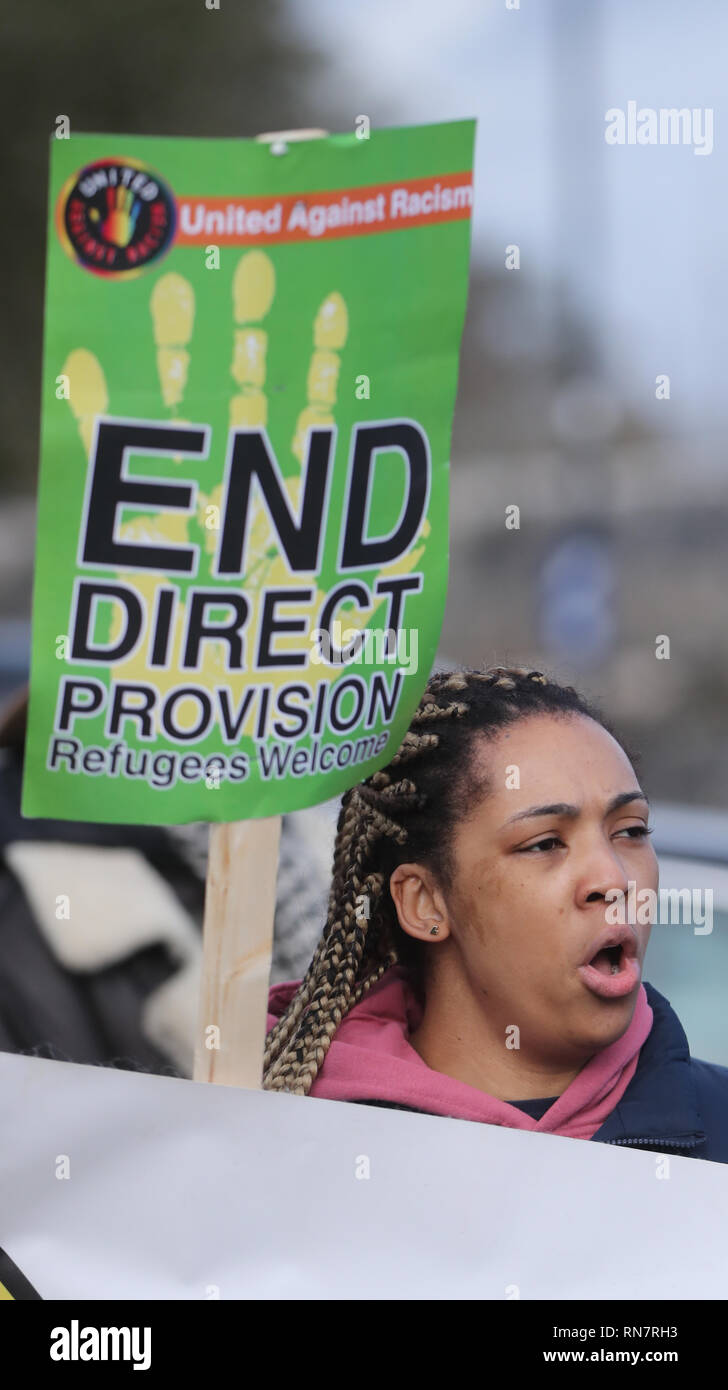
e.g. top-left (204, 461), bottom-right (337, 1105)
top-left (1, 0), bottom-right (726, 1065)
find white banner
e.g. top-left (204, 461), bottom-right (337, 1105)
top-left (1, 1049), bottom-right (726, 1300)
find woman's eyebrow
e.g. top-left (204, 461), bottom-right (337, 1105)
top-left (504, 790), bottom-right (649, 826)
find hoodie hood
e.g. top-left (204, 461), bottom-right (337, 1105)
top-left (267, 965), bottom-right (654, 1141)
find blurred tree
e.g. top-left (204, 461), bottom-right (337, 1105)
top-left (0, 0), bottom-right (326, 493)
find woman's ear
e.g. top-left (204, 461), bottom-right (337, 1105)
top-left (389, 863), bottom-right (450, 943)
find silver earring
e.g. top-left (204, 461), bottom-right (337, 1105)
top-left (429, 922), bottom-right (440, 936)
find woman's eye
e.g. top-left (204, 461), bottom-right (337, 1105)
top-left (614, 825), bottom-right (653, 840)
top-left (518, 836), bottom-right (562, 854)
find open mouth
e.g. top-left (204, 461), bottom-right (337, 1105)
top-left (589, 944), bottom-right (623, 977)
top-left (577, 939), bottom-right (641, 999)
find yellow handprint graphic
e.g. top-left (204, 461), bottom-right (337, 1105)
top-left (150, 272), bottom-right (194, 409)
top-left (89, 185), bottom-right (141, 249)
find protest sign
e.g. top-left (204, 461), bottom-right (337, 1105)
top-left (2, 1049), bottom-right (727, 1301)
top-left (22, 120), bottom-right (475, 827)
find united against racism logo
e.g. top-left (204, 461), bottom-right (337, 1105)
top-left (56, 157), bottom-right (177, 277)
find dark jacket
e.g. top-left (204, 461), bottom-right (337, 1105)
top-left (589, 982), bottom-right (728, 1162)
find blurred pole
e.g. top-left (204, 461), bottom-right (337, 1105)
top-left (549, 0), bottom-right (607, 378)
top-left (541, 0), bottom-right (618, 675)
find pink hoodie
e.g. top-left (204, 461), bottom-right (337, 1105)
top-left (267, 965), bottom-right (654, 1141)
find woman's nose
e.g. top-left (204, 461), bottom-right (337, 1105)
top-left (575, 840), bottom-right (631, 906)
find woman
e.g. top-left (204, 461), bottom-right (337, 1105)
top-left (265, 665), bottom-right (728, 1162)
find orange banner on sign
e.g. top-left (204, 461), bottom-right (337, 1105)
top-left (175, 171), bottom-right (473, 246)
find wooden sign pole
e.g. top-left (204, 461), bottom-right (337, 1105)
top-left (193, 128), bottom-right (328, 1089)
top-left (193, 816), bottom-right (282, 1087)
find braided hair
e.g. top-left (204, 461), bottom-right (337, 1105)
top-left (263, 664), bottom-right (633, 1095)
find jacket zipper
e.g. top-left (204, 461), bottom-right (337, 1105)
top-left (603, 1136), bottom-right (703, 1150)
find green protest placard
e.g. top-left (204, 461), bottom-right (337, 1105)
top-left (22, 121), bottom-right (475, 827)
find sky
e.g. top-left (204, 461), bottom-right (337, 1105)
top-left (287, 0), bottom-right (728, 436)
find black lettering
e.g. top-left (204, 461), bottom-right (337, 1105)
top-left (57, 678), bottom-right (106, 730)
top-left (329, 677), bottom-right (365, 732)
top-left (149, 587), bottom-right (177, 666)
top-left (161, 687), bottom-right (213, 741)
top-left (216, 688), bottom-right (256, 741)
top-left (256, 588), bottom-right (311, 668)
top-left (271, 683), bottom-right (310, 739)
top-left (183, 591), bottom-right (250, 669)
top-left (341, 422), bottom-right (429, 568)
top-left (374, 574), bottom-right (423, 632)
top-left (71, 581), bottom-right (143, 662)
top-left (82, 420), bottom-right (204, 571)
top-left (318, 581), bottom-right (370, 661)
top-left (216, 428), bottom-right (332, 576)
top-left (49, 736), bottom-right (80, 769)
top-left (367, 669), bottom-right (404, 725)
top-left (108, 682), bottom-right (156, 738)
